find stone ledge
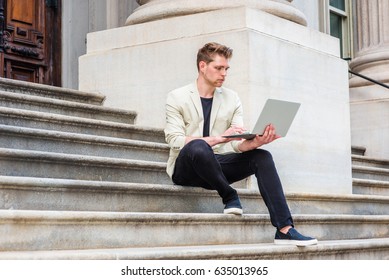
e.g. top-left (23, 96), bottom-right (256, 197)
top-left (2, 238), bottom-right (387, 260)
top-left (0, 125), bottom-right (168, 161)
top-left (0, 90), bottom-right (137, 124)
top-left (0, 148), bottom-right (169, 183)
top-left (0, 107), bottom-right (165, 142)
top-left (353, 178), bottom-right (389, 196)
top-left (0, 148), bottom-right (166, 169)
top-left (352, 165), bottom-right (389, 181)
top-left (0, 210), bottom-right (388, 251)
top-left (352, 154), bottom-right (389, 169)
top-left (351, 146), bottom-right (366, 156)
top-left (0, 77), bottom-right (105, 105)
top-left (1, 176), bottom-right (389, 214)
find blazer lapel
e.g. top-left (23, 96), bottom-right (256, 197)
top-left (189, 83), bottom-right (204, 134)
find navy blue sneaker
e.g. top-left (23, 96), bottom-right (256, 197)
top-left (274, 228), bottom-right (318, 246)
top-left (223, 197), bottom-right (243, 215)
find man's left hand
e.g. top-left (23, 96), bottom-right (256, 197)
top-left (238, 124), bottom-right (281, 152)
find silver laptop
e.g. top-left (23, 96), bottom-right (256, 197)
top-left (224, 99), bottom-right (301, 140)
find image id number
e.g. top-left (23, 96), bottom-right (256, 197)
top-left (214, 266), bottom-right (269, 276)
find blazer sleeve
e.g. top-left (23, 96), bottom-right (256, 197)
top-left (164, 91), bottom-right (186, 151)
top-left (228, 94), bottom-right (244, 153)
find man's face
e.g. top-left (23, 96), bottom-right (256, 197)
top-left (199, 54), bottom-right (230, 87)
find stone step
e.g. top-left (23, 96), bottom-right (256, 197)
top-left (352, 155), bottom-right (389, 169)
top-left (0, 148), bottom-right (170, 184)
top-left (0, 210), bottom-right (388, 252)
top-left (351, 146), bottom-right (366, 156)
top-left (1, 176), bottom-right (389, 215)
top-left (0, 77), bottom-right (105, 105)
top-left (353, 178), bottom-right (389, 196)
top-left (1, 238), bottom-right (388, 260)
top-left (0, 91), bottom-right (137, 124)
top-left (0, 125), bottom-right (169, 162)
top-left (352, 165), bottom-right (389, 181)
top-left (0, 107), bottom-right (165, 142)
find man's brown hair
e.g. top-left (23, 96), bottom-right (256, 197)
top-left (196, 42), bottom-right (233, 71)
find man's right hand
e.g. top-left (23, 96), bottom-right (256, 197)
top-left (221, 126), bottom-right (247, 141)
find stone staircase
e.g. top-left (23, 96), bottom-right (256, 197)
top-left (0, 77), bottom-right (388, 260)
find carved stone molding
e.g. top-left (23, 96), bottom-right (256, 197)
top-left (126, 0), bottom-right (307, 26)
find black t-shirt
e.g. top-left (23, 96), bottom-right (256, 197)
top-left (200, 97), bottom-right (213, 137)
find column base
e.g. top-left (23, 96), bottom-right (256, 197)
top-left (350, 85), bottom-right (389, 160)
top-left (349, 50), bottom-right (389, 87)
top-left (126, 0), bottom-right (307, 26)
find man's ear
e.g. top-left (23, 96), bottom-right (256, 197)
top-left (199, 61), bottom-right (207, 73)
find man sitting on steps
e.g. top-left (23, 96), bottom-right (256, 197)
top-left (164, 42), bottom-right (317, 247)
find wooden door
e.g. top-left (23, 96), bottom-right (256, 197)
top-left (0, 0), bottom-right (61, 86)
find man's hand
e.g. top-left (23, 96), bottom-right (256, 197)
top-left (238, 124), bottom-right (281, 152)
top-left (220, 126), bottom-right (247, 143)
top-left (185, 126), bottom-right (247, 147)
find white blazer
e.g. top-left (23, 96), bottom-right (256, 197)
top-left (164, 82), bottom-right (244, 178)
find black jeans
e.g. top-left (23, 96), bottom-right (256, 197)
top-left (172, 139), bottom-right (293, 229)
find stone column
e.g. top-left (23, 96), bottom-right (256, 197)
top-left (126, 0), bottom-right (307, 26)
top-left (349, 0), bottom-right (389, 159)
top-left (349, 0), bottom-right (389, 87)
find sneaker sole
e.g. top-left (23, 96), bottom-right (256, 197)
top-left (274, 238), bottom-right (318, 247)
top-left (223, 208), bottom-right (243, 215)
